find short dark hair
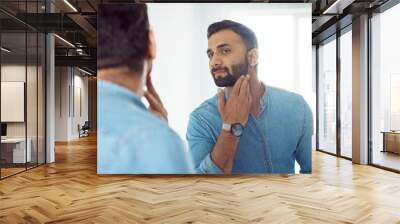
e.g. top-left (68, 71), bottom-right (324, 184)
top-left (97, 3), bottom-right (149, 72)
top-left (207, 20), bottom-right (258, 50)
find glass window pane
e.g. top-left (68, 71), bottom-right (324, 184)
top-left (38, 32), bottom-right (45, 165)
top-left (27, 0), bottom-right (39, 169)
top-left (371, 3), bottom-right (400, 171)
top-left (27, 30), bottom-right (38, 169)
top-left (1, 1), bottom-right (46, 179)
top-left (1, 30), bottom-right (27, 177)
top-left (318, 37), bottom-right (337, 154)
top-left (340, 29), bottom-right (352, 158)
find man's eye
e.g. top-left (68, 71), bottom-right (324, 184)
top-left (222, 48), bottom-right (231, 54)
top-left (207, 53), bottom-right (213, 58)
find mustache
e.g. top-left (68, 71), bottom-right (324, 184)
top-left (211, 67), bottom-right (229, 75)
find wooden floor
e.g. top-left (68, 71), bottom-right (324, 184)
top-left (0, 167), bottom-right (26, 178)
top-left (1, 163), bottom-right (45, 178)
top-left (373, 151), bottom-right (400, 171)
top-left (1, 135), bottom-right (400, 223)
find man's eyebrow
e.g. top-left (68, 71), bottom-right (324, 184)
top-left (216, 43), bottom-right (230, 49)
top-left (207, 43), bottom-right (231, 55)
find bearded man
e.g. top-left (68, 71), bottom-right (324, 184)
top-left (186, 20), bottom-right (313, 174)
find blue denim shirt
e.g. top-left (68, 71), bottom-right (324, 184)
top-left (97, 80), bottom-right (195, 174)
top-left (187, 84), bottom-right (313, 174)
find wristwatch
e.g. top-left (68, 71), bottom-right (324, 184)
top-left (222, 123), bottom-right (244, 137)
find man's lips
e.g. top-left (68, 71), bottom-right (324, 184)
top-left (212, 69), bottom-right (227, 78)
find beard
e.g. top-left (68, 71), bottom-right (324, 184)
top-left (211, 59), bottom-right (249, 87)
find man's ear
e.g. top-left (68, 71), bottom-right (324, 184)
top-left (247, 48), bottom-right (258, 67)
top-left (148, 29), bottom-right (157, 59)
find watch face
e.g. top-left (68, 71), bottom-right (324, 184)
top-left (231, 123), bottom-right (244, 137)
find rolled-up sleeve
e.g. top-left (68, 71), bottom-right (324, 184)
top-left (186, 113), bottom-right (223, 174)
top-left (295, 99), bottom-right (313, 174)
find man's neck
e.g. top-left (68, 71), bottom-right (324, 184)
top-left (248, 73), bottom-right (264, 102)
top-left (98, 67), bottom-right (144, 97)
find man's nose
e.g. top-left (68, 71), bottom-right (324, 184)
top-left (210, 55), bottom-right (222, 68)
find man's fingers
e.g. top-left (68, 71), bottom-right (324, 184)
top-left (151, 90), bottom-right (163, 107)
top-left (144, 92), bottom-right (163, 112)
top-left (146, 75), bottom-right (164, 105)
top-left (245, 77), bottom-right (251, 97)
top-left (146, 73), bottom-right (155, 92)
top-left (146, 75), bottom-right (156, 95)
top-left (231, 75), bottom-right (245, 96)
top-left (146, 79), bottom-right (156, 95)
top-left (217, 89), bottom-right (225, 115)
top-left (246, 79), bottom-right (252, 108)
top-left (239, 76), bottom-right (249, 98)
top-left (150, 109), bottom-right (168, 121)
top-left (145, 92), bottom-right (168, 121)
top-left (239, 77), bottom-right (249, 95)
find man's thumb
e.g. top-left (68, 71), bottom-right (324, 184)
top-left (217, 89), bottom-right (225, 114)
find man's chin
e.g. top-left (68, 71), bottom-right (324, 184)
top-left (214, 81), bottom-right (235, 87)
top-left (213, 74), bottom-right (237, 87)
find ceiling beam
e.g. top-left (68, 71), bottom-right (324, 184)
top-left (55, 55), bottom-right (96, 69)
top-left (67, 13), bottom-right (97, 46)
top-left (322, 0), bottom-right (356, 14)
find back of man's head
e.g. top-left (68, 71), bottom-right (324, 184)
top-left (97, 3), bottom-right (149, 73)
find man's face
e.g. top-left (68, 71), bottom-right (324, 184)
top-left (207, 30), bottom-right (249, 87)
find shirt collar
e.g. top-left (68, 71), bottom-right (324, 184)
top-left (98, 80), bottom-right (147, 111)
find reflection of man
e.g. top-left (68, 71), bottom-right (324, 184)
top-left (187, 20), bottom-right (312, 174)
top-left (97, 4), bottom-right (194, 174)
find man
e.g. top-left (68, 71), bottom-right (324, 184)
top-left (187, 20), bottom-right (313, 174)
top-left (97, 4), bottom-right (194, 174)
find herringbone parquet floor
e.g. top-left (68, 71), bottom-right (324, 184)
top-left (0, 134), bottom-right (400, 223)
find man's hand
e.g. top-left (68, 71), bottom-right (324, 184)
top-left (217, 75), bottom-right (251, 126)
top-left (209, 75), bottom-right (251, 173)
top-left (144, 74), bottom-right (168, 122)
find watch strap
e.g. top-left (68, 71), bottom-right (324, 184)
top-left (222, 123), bottom-right (231, 132)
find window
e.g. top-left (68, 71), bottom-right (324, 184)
top-left (371, 2), bottom-right (400, 171)
top-left (317, 37), bottom-right (337, 154)
top-left (390, 74), bottom-right (400, 130)
top-left (340, 29), bottom-right (352, 158)
top-left (0, 1), bottom-right (47, 179)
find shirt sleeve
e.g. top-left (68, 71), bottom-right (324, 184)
top-left (295, 98), bottom-right (313, 174)
top-left (186, 113), bottom-right (223, 174)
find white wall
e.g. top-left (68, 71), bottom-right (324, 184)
top-left (1, 65), bottom-right (37, 137)
top-left (147, 3), bottom-right (313, 142)
top-left (71, 72), bottom-right (89, 138)
top-left (55, 67), bottom-right (89, 141)
top-left (55, 66), bottom-right (68, 141)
